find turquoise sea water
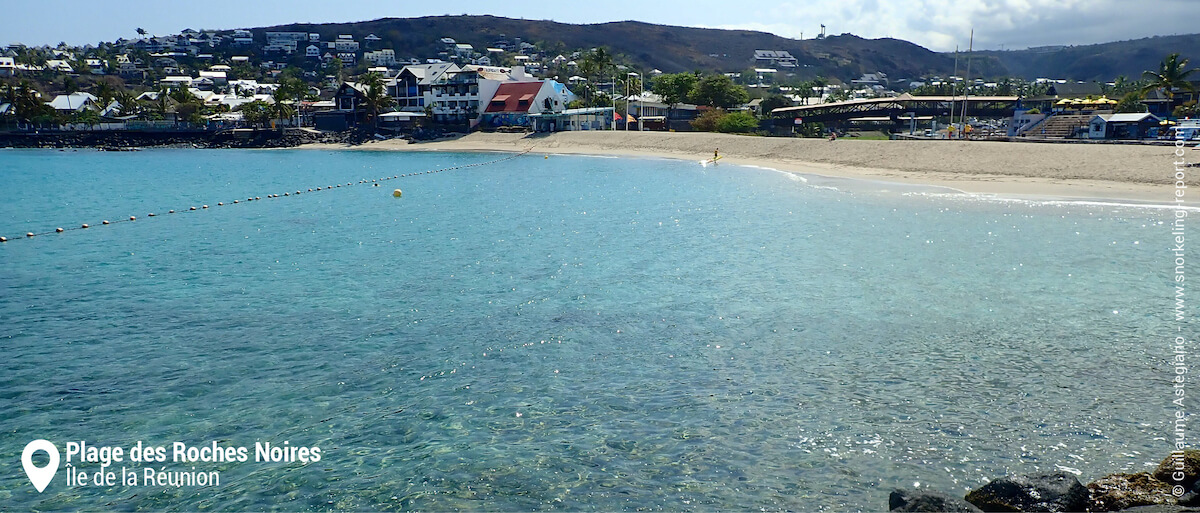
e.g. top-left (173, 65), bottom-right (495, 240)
top-left (0, 148), bottom-right (1190, 511)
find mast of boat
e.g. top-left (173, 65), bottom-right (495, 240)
top-left (950, 45), bottom-right (959, 130)
top-left (959, 29), bottom-right (974, 138)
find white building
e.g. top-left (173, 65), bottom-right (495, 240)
top-left (231, 30), bottom-right (253, 45)
top-left (334, 35), bottom-right (359, 52)
top-left (364, 49), bottom-right (396, 66)
top-left (46, 92), bottom-right (98, 113)
top-left (45, 59), bottom-right (74, 73)
top-left (266, 32), bottom-right (308, 45)
top-left (754, 50), bottom-right (798, 68)
top-left (453, 43), bottom-right (474, 58)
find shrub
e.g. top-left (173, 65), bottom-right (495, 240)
top-left (1175, 101), bottom-right (1199, 118)
top-left (690, 109), bottom-right (726, 132)
top-left (716, 111), bottom-right (760, 133)
top-left (1114, 92), bottom-right (1147, 113)
top-left (798, 121), bottom-right (825, 138)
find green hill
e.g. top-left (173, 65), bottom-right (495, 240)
top-left (976, 34), bottom-right (1200, 81)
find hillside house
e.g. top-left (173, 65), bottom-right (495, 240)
top-left (754, 50), bottom-right (798, 68)
top-left (334, 35), bottom-right (359, 52)
top-left (46, 92), bottom-right (98, 113)
top-left (364, 49), bottom-right (396, 66)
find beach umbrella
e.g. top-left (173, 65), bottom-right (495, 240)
top-left (1161, 119), bottom-right (1177, 125)
top-left (1097, 96), bottom-right (1117, 105)
top-left (1055, 98), bottom-right (1074, 105)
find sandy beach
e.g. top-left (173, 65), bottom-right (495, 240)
top-left (300, 131), bottom-right (1197, 203)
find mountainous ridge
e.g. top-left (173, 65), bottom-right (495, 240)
top-left (252, 15), bottom-right (1198, 83)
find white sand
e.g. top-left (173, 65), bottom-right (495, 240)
top-left (299, 131), bottom-right (1199, 204)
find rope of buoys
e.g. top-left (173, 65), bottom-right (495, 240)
top-left (2, 147), bottom-right (534, 243)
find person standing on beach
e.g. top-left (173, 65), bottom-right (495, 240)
top-left (714, 148), bottom-right (719, 160)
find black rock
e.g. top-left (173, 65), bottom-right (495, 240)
top-left (965, 472), bottom-right (1088, 512)
top-left (890, 488), bottom-right (983, 512)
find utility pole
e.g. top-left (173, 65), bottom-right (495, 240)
top-left (950, 45), bottom-right (958, 131)
top-left (959, 29), bottom-right (973, 139)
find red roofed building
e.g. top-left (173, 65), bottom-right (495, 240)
top-left (480, 80), bottom-right (575, 129)
top-left (484, 81), bottom-right (544, 114)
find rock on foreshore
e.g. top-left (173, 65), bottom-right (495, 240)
top-left (964, 472), bottom-right (1089, 512)
top-left (890, 488), bottom-right (983, 512)
top-left (1088, 473), bottom-right (1179, 511)
top-left (889, 451), bottom-right (1200, 512)
top-left (1154, 450), bottom-right (1200, 489)
top-left (0, 128), bottom-right (381, 150)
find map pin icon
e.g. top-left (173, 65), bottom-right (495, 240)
top-left (22, 439), bottom-right (59, 493)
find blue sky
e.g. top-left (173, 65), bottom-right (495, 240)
top-left (3, 0), bottom-right (1196, 52)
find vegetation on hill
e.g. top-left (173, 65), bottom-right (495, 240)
top-left (262, 16), bottom-right (1199, 82)
top-left (977, 34), bottom-right (1200, 82)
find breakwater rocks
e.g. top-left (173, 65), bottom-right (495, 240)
top-left (891, 451), bottom-right (1200, 512)
top-left (0, 128), bottom-right (379, 149)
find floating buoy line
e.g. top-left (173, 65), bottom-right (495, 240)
top-left (2, 147), bottom-right (535, 243)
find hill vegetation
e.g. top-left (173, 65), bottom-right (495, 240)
top-left (256, 15), bottom-right (1198, 82)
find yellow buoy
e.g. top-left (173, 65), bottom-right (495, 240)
top-left (544, 155), bottom-right (549, 159)
top-left (392, 189), bottom-right (403, 198)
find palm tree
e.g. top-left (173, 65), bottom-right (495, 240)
top-left (797, 80), bottom-right (813, 105)
top-left (360, 72), bottom-right (393, 131)
top-left (578, 48), bottom-right (614, 104)
top-left (115, 90), bottom-right (138, 117)
top-left (812, 77), bottom-right (828, 101)
top-left (270, 86), bottom-right (295, 128)
top-left (274, 77), bottom-right (306, 127)
top-left (12, 80), bottom-right (47, 124)
top-left (95, 80), bottom-right (116, 107)
top-left (152, 84), bottom-right (171, 116)
top-left (1142, 53), bottom-right (1199, 110)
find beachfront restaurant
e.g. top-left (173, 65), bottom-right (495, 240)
top-left (530, 107), bottom-right (614, 132)
top-left (1088, 112), bottom-right (1161, 140)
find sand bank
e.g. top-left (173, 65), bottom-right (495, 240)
top-left (299, 131), bottom-right (1198, 204)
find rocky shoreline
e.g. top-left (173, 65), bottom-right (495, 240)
top-left (0, 128), bottom-right (388, 150)
top-left (891, 450), bottom-right (1200, 512)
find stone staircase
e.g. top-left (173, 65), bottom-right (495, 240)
top-left (1028, 114), bottom-right (1092, 139)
